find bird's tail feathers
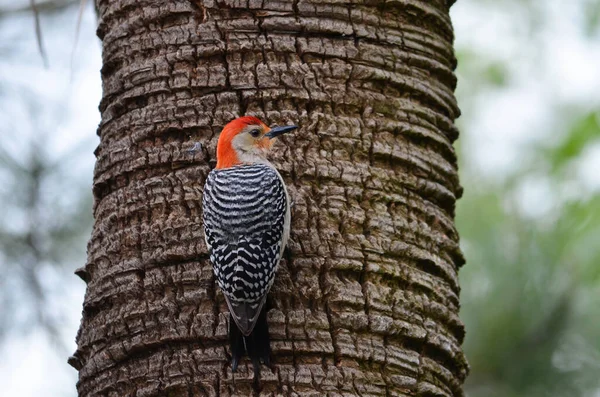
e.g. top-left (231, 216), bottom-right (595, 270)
top-left (229, 306), bottom-right (271, 377)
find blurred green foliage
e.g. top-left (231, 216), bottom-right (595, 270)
top-left (458, 162), bottom-right (600, 396)
top-left (545, 112), bottom-right (600, 173)
top-left (455, 10), bottom-right (600, 395)
top-left (585, 0), bottom-right (600, 35)
top-left (455, 50), bottom-right (510, 88)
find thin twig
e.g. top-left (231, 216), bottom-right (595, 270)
top-left (30, 0), bottom-right (49, 68)
top-left (70, 0), bottom-right (88, 81)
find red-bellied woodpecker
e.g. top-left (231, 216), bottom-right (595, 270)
top-left (202, 116), bottom-right (297, 376)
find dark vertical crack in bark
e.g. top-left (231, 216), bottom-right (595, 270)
top-left (73, 0), bottom-right (468, 396)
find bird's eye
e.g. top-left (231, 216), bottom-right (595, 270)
top-left (249, 129), bottom-right (261, 138)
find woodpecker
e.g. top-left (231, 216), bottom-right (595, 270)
top-left (202, 116), bottom-right (297, 376)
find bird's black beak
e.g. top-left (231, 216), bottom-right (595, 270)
top-left (265, 125), bottom-right (298, 139)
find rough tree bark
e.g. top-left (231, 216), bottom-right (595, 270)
top-left (70, 0), bottom-right (468, 396)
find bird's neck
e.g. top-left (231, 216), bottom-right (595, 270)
top-left (216, 147), bottom-right (272, 169)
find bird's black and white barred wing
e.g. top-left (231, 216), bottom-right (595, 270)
top-left (202, 164), bottom-right (287, 335)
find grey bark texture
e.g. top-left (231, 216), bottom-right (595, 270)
top-left (70, 0), bottom-right (469, 396)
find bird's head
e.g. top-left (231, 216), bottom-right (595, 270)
top-left (216, 116), bottom-right (297, 169)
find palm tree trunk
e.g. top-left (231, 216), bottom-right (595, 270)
top-left (70, 0), bottom-right (469, 395)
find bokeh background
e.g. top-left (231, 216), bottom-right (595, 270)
top-left (0, 1), bottom-right (599, 396)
